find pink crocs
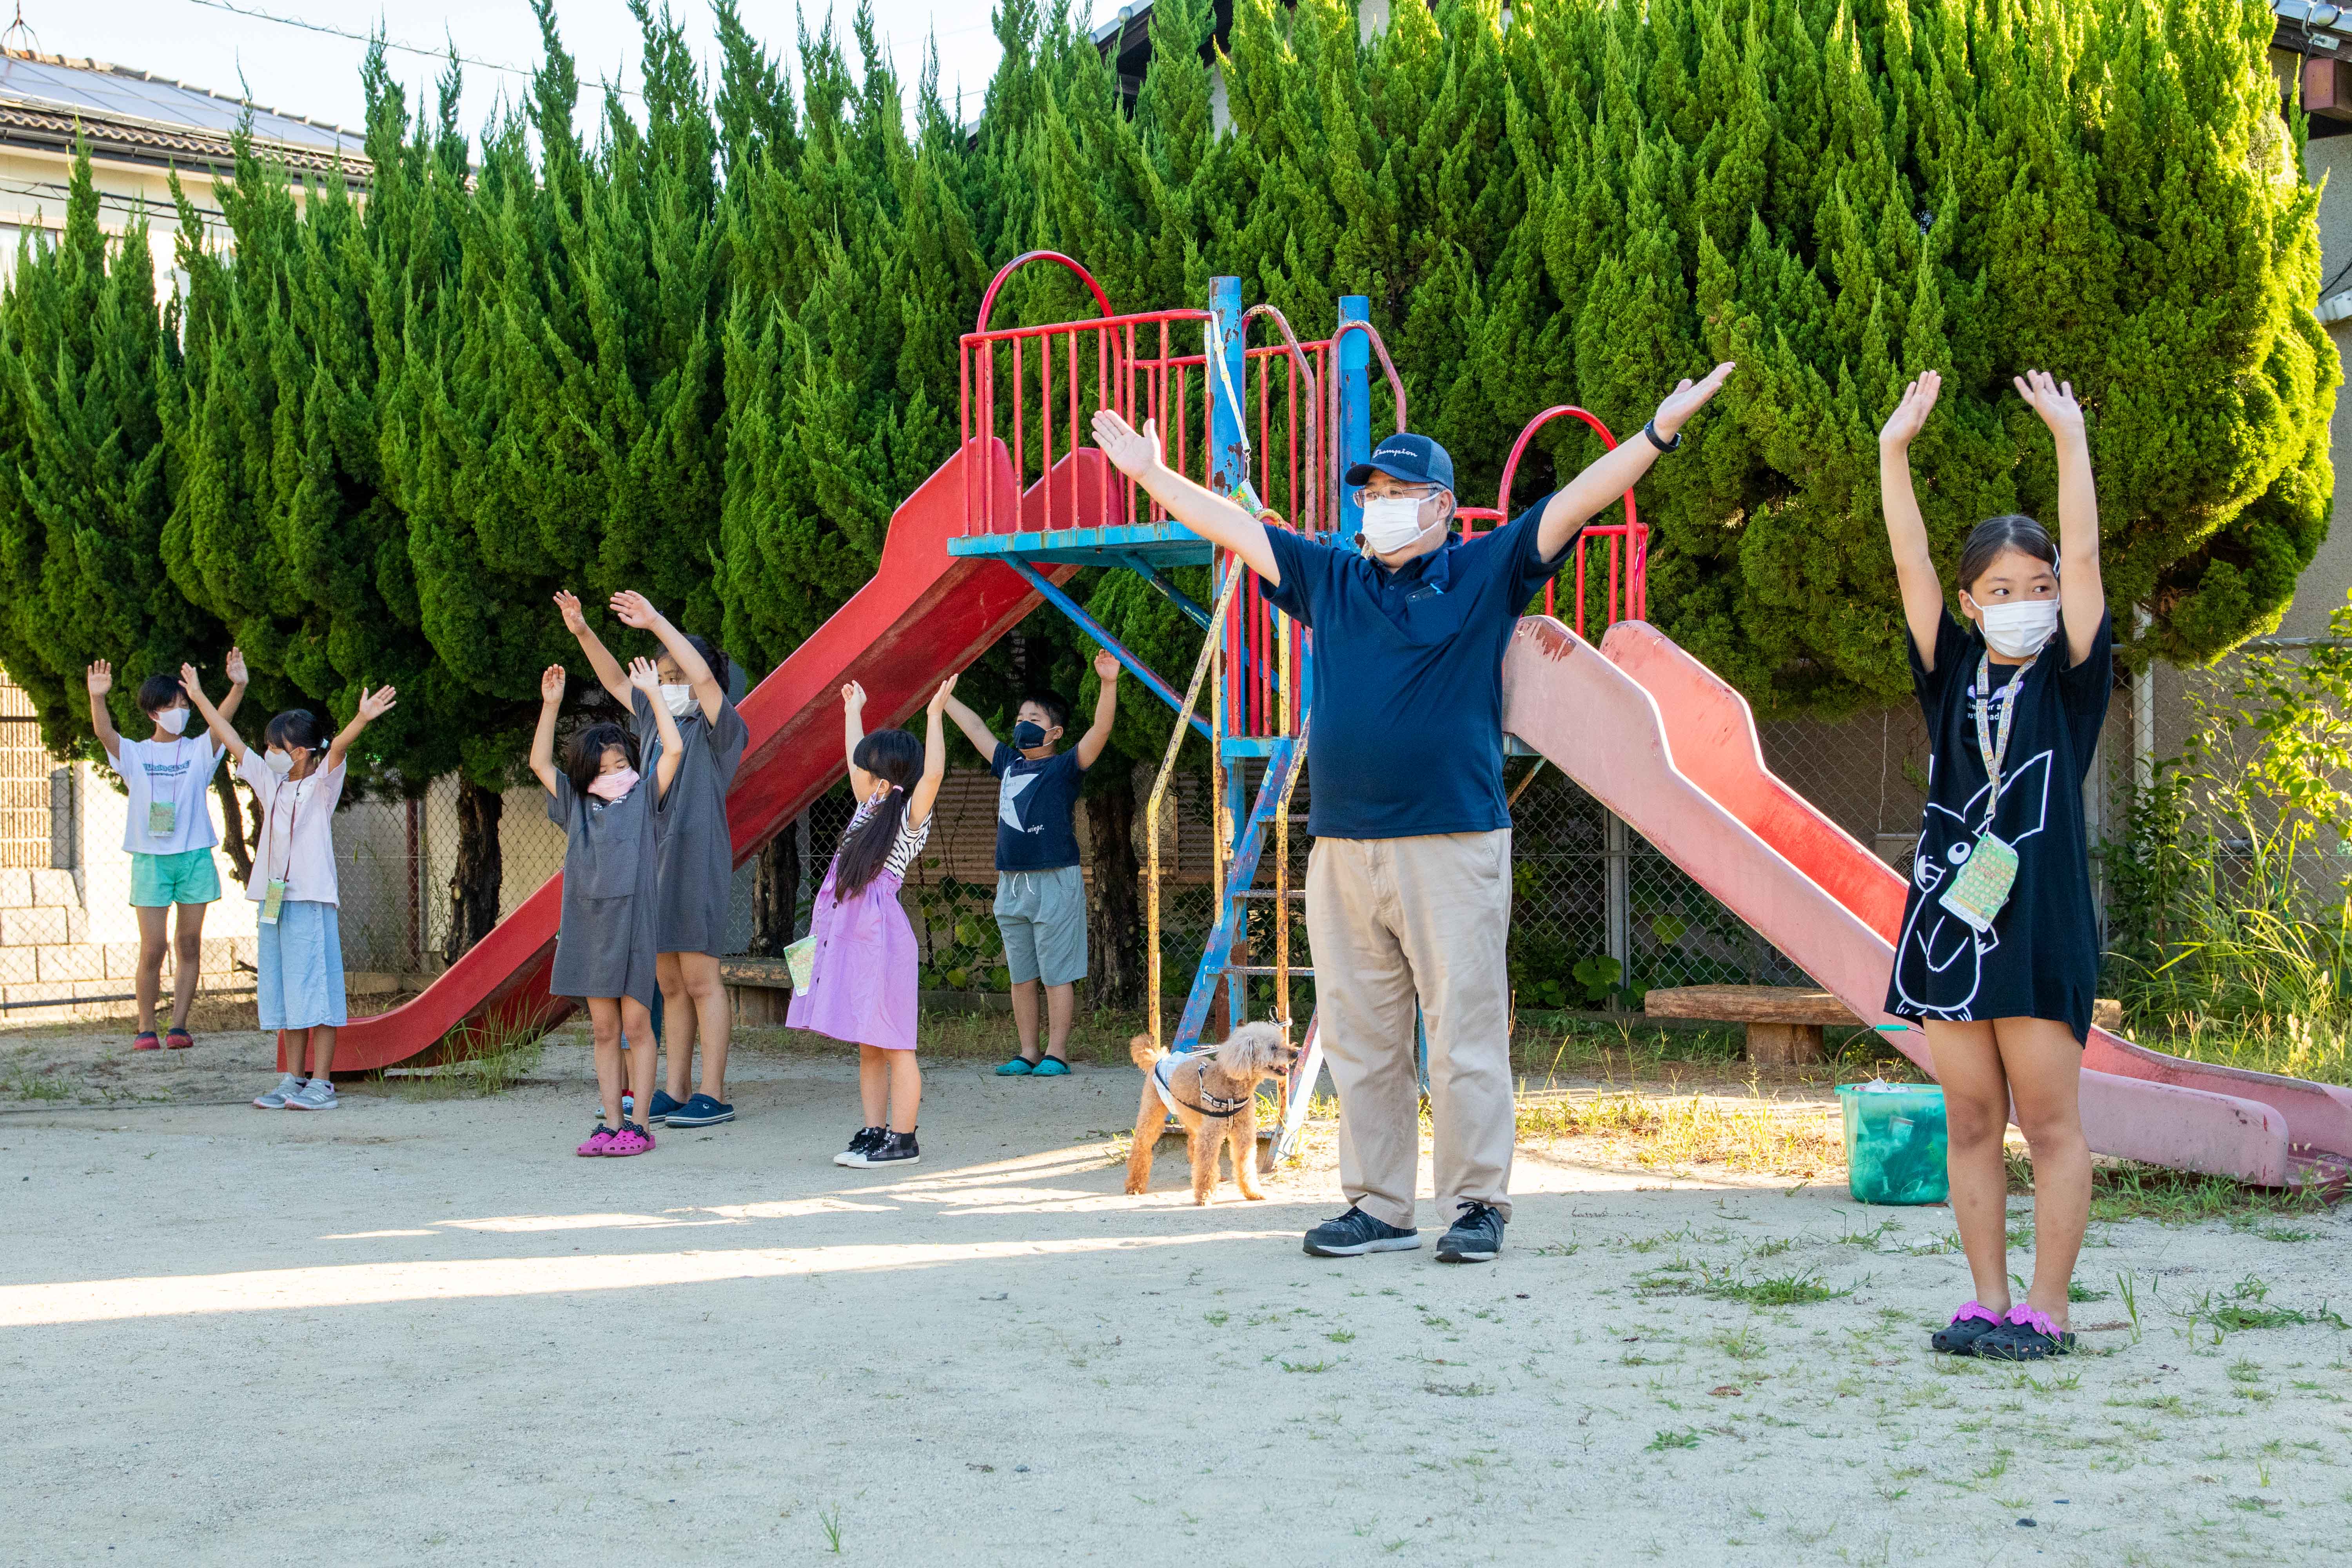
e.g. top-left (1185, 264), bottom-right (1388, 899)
top-left (576, 1125), bottom-right (617, 1157)
top-left (604, 1122), bottom-right (654, 1157)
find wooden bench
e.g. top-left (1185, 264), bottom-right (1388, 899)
top-left (1644, 985), bottom-right (1862, 1064)
top-left (1643, 985), bottom-right (2124, 1064)
top-left (719, 956), bottom-right (794, 1026)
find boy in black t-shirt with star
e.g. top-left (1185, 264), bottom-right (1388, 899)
top-left (941, 651), bottom-right (1121, 1076)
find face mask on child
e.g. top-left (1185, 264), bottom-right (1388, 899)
top-left (1358, 493), bottom-right (1446, 558)
top-left (1964, 595), bottom-right (2060, 659)
top-left (1012, 720), bottom-right (1049, 750)
top-left (157, 707), bottom-right (191, 736)
top-left (660, 684), bottom-right (695, 719)
top-left (264, 749), bottom-right (296, 777)
top-left (588, 766), bottom-right (639, 802)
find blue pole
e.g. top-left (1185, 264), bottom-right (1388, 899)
top-left (1207, 276), bottom-right (1246, 501)
top-left (1336, 295), bottom-right (1370, 547)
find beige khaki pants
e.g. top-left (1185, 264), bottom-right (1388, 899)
top-left (1305, 830), bottom-right (1514, 1230)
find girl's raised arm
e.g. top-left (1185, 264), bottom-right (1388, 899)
top-left (612, 590), bottom-right (724, 724)
top-left (326, 685), bottom-right (397, 775)
top-left (842, 681), bottom-right (873, 797)
top-left (177, 664), bottom-right (247, 758)
top-left (909, 677), bottom-right (956, 830)
top-left (1877, 372), bottom-right (1949, 671)
top-left (630, 657), bottom-right (685, 799)
top-left (530, 665), bottom-right (566, 796)
top-left (555, 590), bottom-right (633, 708)
top-left (2016, 370), bottom-right (2105, 668)
top-left (85, 661), bottom-right (121, 762)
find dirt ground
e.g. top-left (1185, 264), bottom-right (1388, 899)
top-left (3, 1022), bottom-right (2348, 1566)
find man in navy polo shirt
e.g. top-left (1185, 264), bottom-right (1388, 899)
top-left (1091, 359), bottom-right (1731, 1263)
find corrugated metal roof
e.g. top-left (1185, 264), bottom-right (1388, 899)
top-left (0, 49), bottom-right (365, 177)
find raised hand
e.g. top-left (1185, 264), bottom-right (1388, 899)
top-left (540, 664), bottom-right (567, 704)
top-left (356, 684), bottom-right (398, 723)
top-left (841, 680), bottom-right (867, 711)
top-left (2014, 369), bottom-right (2085, 443)
top-left (1652, 362), bottom-right (1736, 439)
top-left (610, 590), bottom-right (661, 630)
top-left (626, 656), bottom-right (661, 695)
top-left (554, 590), bottom-right (588, 636)
top-left (1093, 648), bottom-right (1121, 682)
top-left (224, 647), bottom-right (249, 687)
top-left (1090, 409), bottom-right (1163, 481)
top-left (177, 664), bottom-right (206, 705)
top-left (86, 659), bottom-right (111, 697)
top-left (927, 675), bottom-right (958, 714)
top-left (1879, 371), bottom-right (1942, 450)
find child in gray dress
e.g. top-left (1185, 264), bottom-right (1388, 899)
top-left (531, 658), bottom-right (684, 1158)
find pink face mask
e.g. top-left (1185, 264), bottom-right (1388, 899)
top-left (587, 767), bottom-right (639, 802)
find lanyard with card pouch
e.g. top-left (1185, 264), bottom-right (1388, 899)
top-left (259, 774), bottom-right (302, 925)
top-left (147, 738), bottom-right (186, 838)
top-left (1937, 650), bottom-right (2030, 934)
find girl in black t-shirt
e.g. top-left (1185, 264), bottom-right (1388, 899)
top-left (1878, 370), bottom-right (2112, 1362)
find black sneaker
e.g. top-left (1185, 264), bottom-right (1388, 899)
top-left (1302, 1205), bottom-right (1422, 1258)
top-left (1435, 1201), bottom-right (1506, 1263)
top-left (833, 1126), bottom-right (885, 1167)
top-left (845, 1129), bottom-right (920, 1168)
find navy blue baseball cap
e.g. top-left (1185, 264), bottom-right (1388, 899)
top-left (1345, 432), bottom-right (1455, 493)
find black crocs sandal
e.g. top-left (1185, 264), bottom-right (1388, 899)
top-left (1930, 1300), bottom-right (2007, 1356)
top-left (1975, 1305), bottom-right (2077, 1361)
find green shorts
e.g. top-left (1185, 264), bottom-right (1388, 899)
top-left (129, 847), bottom-right (223, 908)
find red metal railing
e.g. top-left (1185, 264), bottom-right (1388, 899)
top-left (1456, 405), bottom-right (1648, 637)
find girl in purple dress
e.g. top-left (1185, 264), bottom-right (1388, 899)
top-left (790, 675), bottom-right (956, 1168)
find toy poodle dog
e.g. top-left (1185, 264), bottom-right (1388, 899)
top-left (1125, 1021), bottom-right (1301, 1204)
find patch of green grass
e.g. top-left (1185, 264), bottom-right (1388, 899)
top-left (0, 1053), bottom-right (72, 1100)
top-left (1637, 1263), bottom-right (1851, 1307)
top-left (2183, 1275), bottom-right (2348, 1335)
top-left (1645, 1428), bottom-right (1702, 1451)
top-left (376, 1013), bottom-right (546, 1100)
top-left (2256, 1225), bottom-right (2321, 1243)
top-left (2073, 1160), bottom-right (2333, 1226)
top-left (2069, 1283), bottom-right (2112, 1303)
top-left (1424, 1381), bottom-right (1493, 1397)
top-left (1280, 1359), bottom-right (1334, 1374)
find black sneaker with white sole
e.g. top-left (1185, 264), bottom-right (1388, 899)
top-left (1302, 1205), bottom-right (1422, 1257)
top-left (833, 1126), bottom-right (885, 1167)
top-left (845, 1129), bottom-right (919, 1168)
top-left (1435, 1201), bottom-right (1505, 1263)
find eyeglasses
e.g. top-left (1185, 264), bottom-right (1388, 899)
top-left (1352, 483), bottom-right (1444, 505)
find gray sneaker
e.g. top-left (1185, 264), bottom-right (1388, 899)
top-left (252, 1073), bottom-right (305, 1110)
top-left (284, 1078), bottom-right (338, 1111)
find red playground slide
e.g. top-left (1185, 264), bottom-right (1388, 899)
top-left (1502, 616), bottom-right (2352, 1190)
top-left (328, 438), bottom-right (1078, 1073)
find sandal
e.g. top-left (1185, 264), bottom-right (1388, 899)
top-left (165, 1028), bottom-right (195, 1050)
top-left (1976, 1303), bottom-right (2078, 1361)
top-left (1929, 1300), bottom-right (2006, 1356)
top-left (132, 1032), bottom-right (161, 1052)
top-left (1031, 1056), bottom-right (1071, 1077)
top-left (994, 1056), bottom-right (1036, 1076)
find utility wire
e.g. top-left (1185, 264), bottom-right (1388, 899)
top-left (185, 0), bottom-right (643, 100)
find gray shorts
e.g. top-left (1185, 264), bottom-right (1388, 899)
top-left (994, 864), bottom-right (1088, 987)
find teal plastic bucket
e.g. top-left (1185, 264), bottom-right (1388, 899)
top-left (1835, 1082), bottom-right (1949, 1205)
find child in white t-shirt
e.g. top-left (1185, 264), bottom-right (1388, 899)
top-left (85, 655), bottom-right (248, 1052)
top-left (182, 666), bottom-right (397, 1112)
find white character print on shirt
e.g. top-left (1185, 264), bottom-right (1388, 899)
top-left (997, 769), bottom-right (1045, 837)
top-left (1891, 748), bottom-right (2053, 1020)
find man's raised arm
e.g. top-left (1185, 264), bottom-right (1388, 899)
top-left (1089, 410), bottom-right (1280, 584)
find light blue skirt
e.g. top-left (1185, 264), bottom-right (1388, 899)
top-left (258, 899), bottom-right (348, 1031)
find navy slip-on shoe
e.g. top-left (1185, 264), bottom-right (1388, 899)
top-left (646, 1089), bottom-right (685, 1125)
top-left (664, 1093), bottom-right (735, 1127)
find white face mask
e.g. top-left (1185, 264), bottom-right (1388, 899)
top-left (1359, 494), bottom-right (1444, 557)
top-left (1966, 595), bottom-right (2060, 659)
top-left (660, 684), bottom-right (695, 719)
top-left (264, 748), bottom-right (296, 777)
top-left (157, 706), bottom-right (191, 736)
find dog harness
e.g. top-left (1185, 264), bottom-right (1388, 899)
top-left (1151, 1049), bottom-right (1250, 1120)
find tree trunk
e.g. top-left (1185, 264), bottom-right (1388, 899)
top-left (749, 818), bottom-right (802, 957)
top-left (444, 776), bottom-right (503, 964)
top-left (1087, 764), bottom-right (1144, 1009)
top-left (213, 769), bottom-right (252, 886)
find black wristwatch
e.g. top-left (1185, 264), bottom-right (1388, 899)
top-left (1643, 419), bottom-right (1682, 454)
